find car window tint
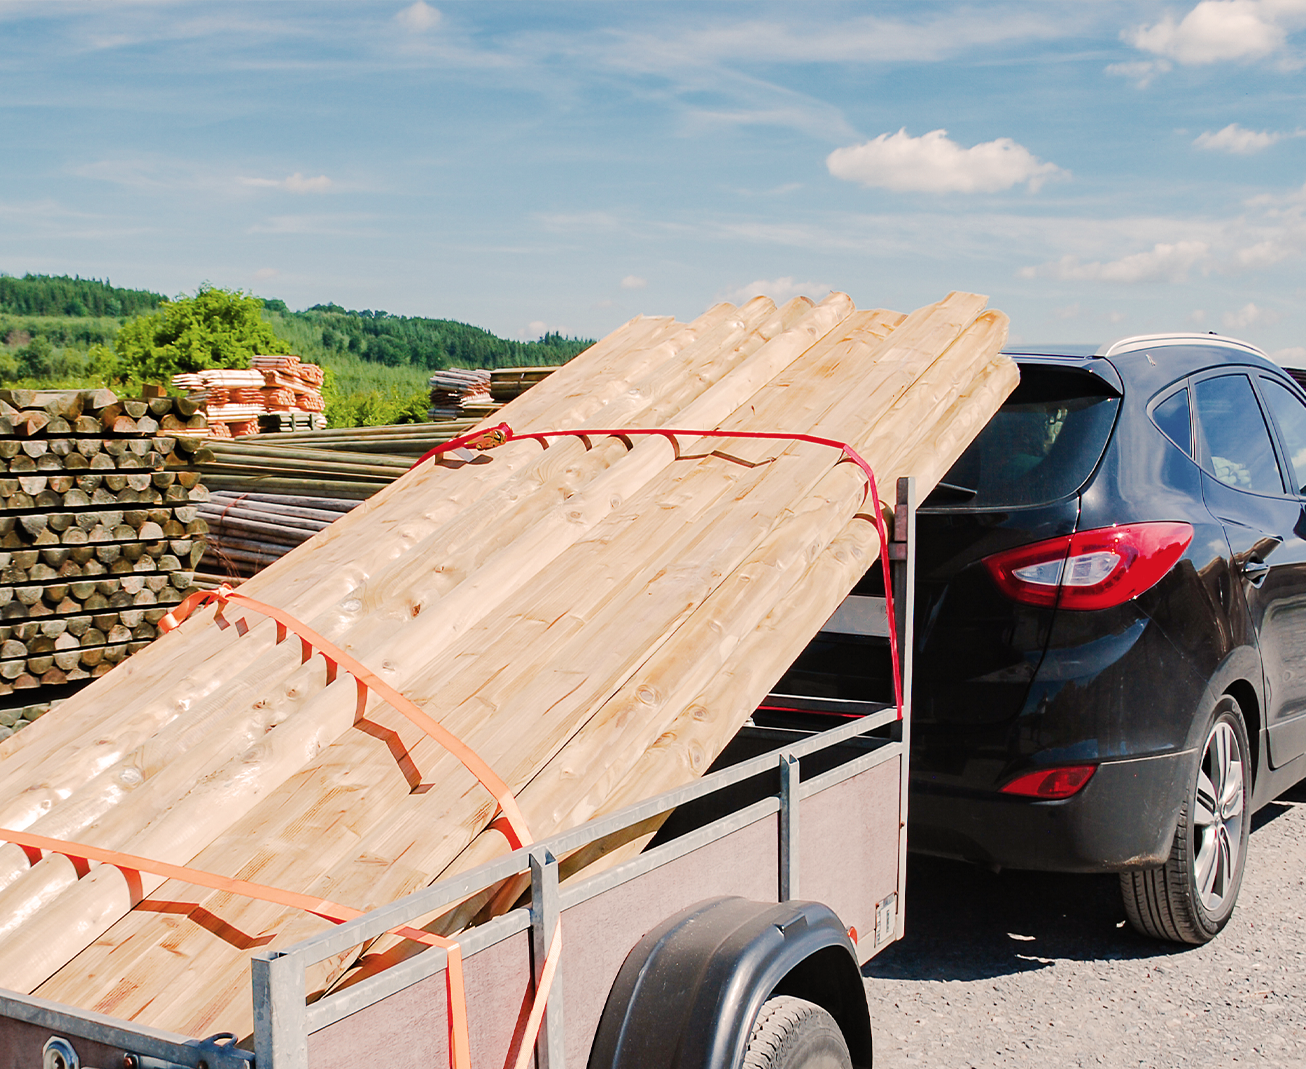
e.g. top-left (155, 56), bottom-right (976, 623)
top-left (928, 365), bottom-right (1119, 508)
top-left (1152, 388), bottom-right (1191, 455)
top-left (1261, 378), bottom-right (1306, 495)
top-left (1192, 374), bottom-right (1284, 495)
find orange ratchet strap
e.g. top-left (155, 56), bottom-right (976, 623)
top-left (152, 586), bottom-right (562, 1069)
top-left (0, 826), bottom-right (474, 1069)
top-left (0, 826), bottom-right (565, 1069)
top-left (159, 586), bottom-right (532, 850)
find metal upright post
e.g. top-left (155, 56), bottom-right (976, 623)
top-left (891, 476), bottom-right (916, 940)
top-left (779, 752), bottom-right (800, 901)
top-left (251, 950), bottom-right (308, 1069)
top-left (530, 850), bottom-right (565, 1069)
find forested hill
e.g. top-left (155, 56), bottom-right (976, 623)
top-left (0, 274), bottom-right (594, 371)
top-left (290, 303), bottom-right (592, 370)
top-left (0, 274), bottom-right (165, 318)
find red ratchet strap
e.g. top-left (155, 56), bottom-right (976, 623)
top-left (413, 422), bottom-right (904, 720)
top-left (159, 586), bottom-right (532, 850)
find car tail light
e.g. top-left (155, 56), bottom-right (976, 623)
top-left (1001, 765), bottom-right (1097, 799)
top-left (982, 522), bottom-right (1193, 610)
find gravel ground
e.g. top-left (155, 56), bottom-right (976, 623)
top-left (863, 779), bottom-right (1306, 1068)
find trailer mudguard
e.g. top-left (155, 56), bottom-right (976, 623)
top-left (587, 896), bottom-right (872, 1069)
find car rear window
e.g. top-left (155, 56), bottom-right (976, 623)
top-left (926, 364), bottom-right (1120, 508)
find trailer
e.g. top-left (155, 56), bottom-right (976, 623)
top-left (0, 478), bottom-right (917, 1069)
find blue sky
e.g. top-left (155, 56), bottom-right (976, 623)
top-left (3, 1), bottom-right (1305, 359)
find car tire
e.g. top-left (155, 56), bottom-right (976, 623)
top-left (743, 995), bottom-right (853, 1069)
top-left (1120, 693), bottom-right (1251, 944)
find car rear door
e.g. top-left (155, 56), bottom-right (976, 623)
top-left (1191, 369), bottom-right (1306, 768)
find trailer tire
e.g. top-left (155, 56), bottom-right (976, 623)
top-left (743, 996), bottom-right (853, 1069)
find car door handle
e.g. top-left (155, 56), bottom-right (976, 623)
top-left (1242, 558), bottom-right (1271, 586)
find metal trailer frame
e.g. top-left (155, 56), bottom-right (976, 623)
top-left (0, 478), bottom-right (916, 1069)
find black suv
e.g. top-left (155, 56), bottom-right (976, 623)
top-left (777, 333), bottom-right (1306, 944)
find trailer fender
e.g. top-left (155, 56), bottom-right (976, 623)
top-left (587, 896), bottom-right (872, 1069)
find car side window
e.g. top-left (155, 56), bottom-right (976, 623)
top-left (1192, 373), bottom-right (1285, 495)
top-left (1260, 378), bottom-right (1306, 495)
top-left (1152, 388), bottom-right (1192, 455)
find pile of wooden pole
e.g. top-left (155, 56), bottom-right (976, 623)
top-left (0, 292), bottom-right (1017, 1041)
top-left (0, 390), bottom-right (208, 697)
top-left (253, 421), bottom-right (481, 457)
top-left (0, 697), bottom-right (65, 742)
top-left (197, 492), bottom-right (358, 581)
top-left (191, 426), bottom-right (509, 580)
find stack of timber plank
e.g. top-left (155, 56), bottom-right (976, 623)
top-left (0, 291), bottom-right (1017, 1041)
top-left (428, 368), bottom-right (491, 420)
top-left (0, 389), bottom-right (208, 700)
top-left (490, 365), bottom-right (556, 404)
top-left (173, 358), bottom-right (326, 438)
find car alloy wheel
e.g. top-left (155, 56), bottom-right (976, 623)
top-left (1192, 716), bottom-right (1246, 913)
top-left (1120, 694), bottom-right (1251, 944)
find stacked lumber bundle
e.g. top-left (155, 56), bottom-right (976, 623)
top-left (257, 411), bottom-right (327, 433)
top-left (490, 365), bottom-right (556, 403)
top-left (173, 357), bottom-right (325, 437)
top-left (428, 368), bottom-right (491, 420)
top-left (0, 292), bottom-right (1016, 1040)
top-left (0, 390), bottom-right (208, 697)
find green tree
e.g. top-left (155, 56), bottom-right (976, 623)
top-left (110, 284), bottom-right (291, 384)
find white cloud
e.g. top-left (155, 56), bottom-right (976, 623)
top-left (1191, 309), bottom-right (1209, 324)
top-left (618, 10), bottom-right (1072, 68)
top-left (1054, 303), bottom-right (1082, 320)
top-left (1235, 239), bottom-right (1296, 266)
top-left (518, 320), bottom-right (570, 339)
top-left (1195, 122), bottom-right (1283, 152)
top-left (253, 267), bottom-right (279, 281)
top-left (1019, 241), bottom-right (1212, 283)
top-left (395, 2), bottom-right (441, 33)
top-left (1272, 345), bottom-right (1306, 364)
top-left (723, 277), bottom-right (830, 305)
top-left (1224, 301), bottom-right (1281, 328)
top-left (621, 275), bottom-right (647, 290)
top-left (1124, 0), bottom-right (1306, 66)
top-left (1105, 58), bottom-right (1172, 86)
top-left (826, 129), bottom-right (1065, 194)
top-left (239, 172), bottom-right (332, 194)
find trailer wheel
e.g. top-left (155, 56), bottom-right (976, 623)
top-left (743, 995), bottom-right (853, 1069)
top-left (1120, 694), bottom-right (1250, 944)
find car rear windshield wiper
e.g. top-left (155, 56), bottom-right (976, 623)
top-left (929, 481), bottom-right (978, 500)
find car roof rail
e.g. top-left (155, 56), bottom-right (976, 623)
top-left (1098, 332), bottom-right (1268, 360)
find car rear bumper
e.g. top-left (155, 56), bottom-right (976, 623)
top-left (907, 748), bottom-right (1196, 873)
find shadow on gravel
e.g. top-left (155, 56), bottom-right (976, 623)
top-left (868, 788), bottom-right (1304, 984)
top-left (863, 855), bottom-right (1184, 983)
